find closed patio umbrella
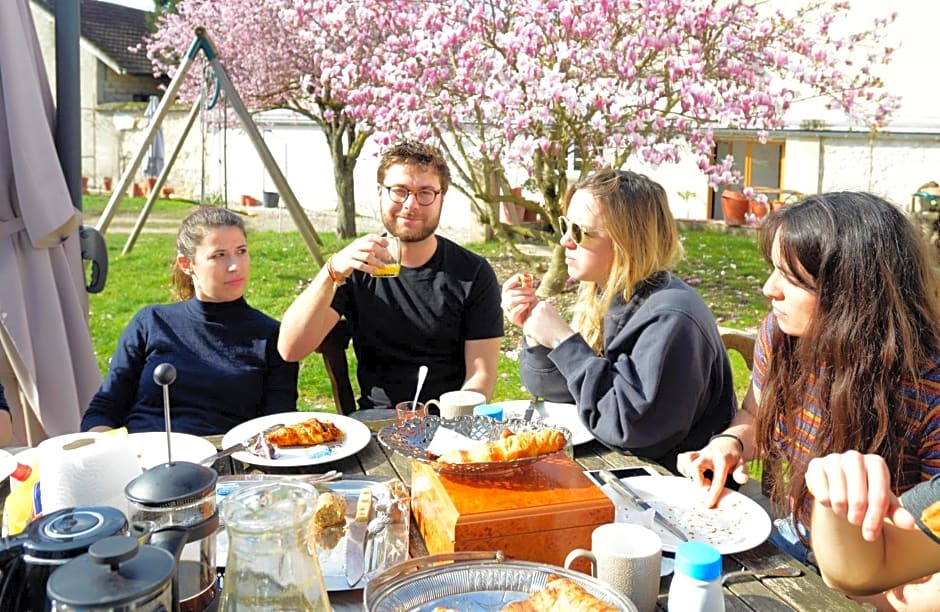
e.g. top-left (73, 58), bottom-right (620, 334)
top-left (0, 0), bottom-right (102, 446)
top-left (143, 94), bottom-right (164, 179)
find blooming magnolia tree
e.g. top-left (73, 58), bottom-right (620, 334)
top-left (373, 0), bottom-right (898, 295)
top-left (146, 0), bottom-right (419, 238)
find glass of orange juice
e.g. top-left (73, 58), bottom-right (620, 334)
top-left (371, 235), bottom-right (401, 278)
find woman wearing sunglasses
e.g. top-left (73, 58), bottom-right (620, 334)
top-left (500, 168), bottom-right (736, 473)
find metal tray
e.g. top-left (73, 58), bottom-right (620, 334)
top-left (377, 415), bottom-right (572, 477)
top-left (215, 477), bottom-right (410, 591)
top-left (364, 551), bottom-right (639, 611)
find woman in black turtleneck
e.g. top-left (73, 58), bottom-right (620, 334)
top-left (81, 207), bottom-right (298, 435)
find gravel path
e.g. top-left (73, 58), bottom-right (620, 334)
top-left (90, 202), bottom-right (480, 245)
top-left (235, 205), bottom-right (481, 245)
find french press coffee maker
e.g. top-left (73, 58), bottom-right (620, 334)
top-left (124, 456), bottom-right (220, 611)
top-left (46, 532), bottom-right (186, 611)
top-left (0, 506), bottom-right (128, 611)
top-left (123, 363), bottom-right (221, 611)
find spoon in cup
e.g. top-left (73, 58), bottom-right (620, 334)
top-left (412, 365), bottom-right (428, 408)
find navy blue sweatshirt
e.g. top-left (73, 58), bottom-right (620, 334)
top-left (81, 298), bottom-right (298, 435)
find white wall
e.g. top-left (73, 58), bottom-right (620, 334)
top-left (781, 138), bottom-right (821, 197)
top-left (203, 118), bottom-right (483, 237)
top-left (819, 136), bottom-right (940, 205)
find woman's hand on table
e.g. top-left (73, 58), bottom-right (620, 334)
top-left (805, 450), bottom-right (916, 542)
top-left (676, 438), bottom-right (749, 509)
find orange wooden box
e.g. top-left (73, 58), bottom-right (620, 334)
top-left (411, 454), bottom-right (614, 567)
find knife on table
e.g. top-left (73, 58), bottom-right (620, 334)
top-left (523, 396), bottom-right (539, 422)
top-left (198, 423), bottom-right (285, 466)
top-left (598, 469), bottom-right (688, 543)
top-left (345, 488), bottom-right (373, 586)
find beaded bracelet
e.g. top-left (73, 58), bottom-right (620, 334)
top-left (709, 432), bottom-right (744, 453)
top-left (325, 257), bottom-right (347, 286)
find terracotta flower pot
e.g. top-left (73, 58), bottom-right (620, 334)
top-left (748, 198), bottom-right (768, 219)
top-left (81, 176), bottom-right (89, 195)
top-left (720, 190), bottom-right (748, 226)
top-left (103, 177), bottom-right (113, 192)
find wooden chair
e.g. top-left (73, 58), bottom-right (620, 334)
top-left (315, 320), bottom-right (357, 416)
top-left (717, 326), bottom-right (776, 497)
top-left (719, 326), bottom-right (755, 370)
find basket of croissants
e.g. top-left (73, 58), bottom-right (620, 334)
top-left (376, 415), bottom-right (572, 477)
top-left (364, 551), bottom-right (638, 611)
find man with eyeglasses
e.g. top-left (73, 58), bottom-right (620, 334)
top-left (279, 141), bottom-right (503, 411)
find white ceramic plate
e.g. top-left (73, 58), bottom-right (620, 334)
top-left (492, 400), bottom-right (594, 445)
top-left (221, 412), bottom-right (371, 468)
top-left (127, 432), bottom-right (218, 469)
top-left (602, 475), bottom-right (772, 554)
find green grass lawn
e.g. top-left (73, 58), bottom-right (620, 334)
top-left (83, 196), bottom-right (769, 413)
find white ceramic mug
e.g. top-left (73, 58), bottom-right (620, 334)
top-left (425, 390), bottom-right (486, 419)
top-left (564, 523), bottom-right (662, 612)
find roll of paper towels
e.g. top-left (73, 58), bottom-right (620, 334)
top-left (38, 433), bottom-right (142, 515)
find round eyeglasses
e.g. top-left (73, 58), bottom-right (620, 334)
top-left (383, 185), bottom-right (441, 207)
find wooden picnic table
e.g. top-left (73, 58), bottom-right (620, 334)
top-left (205, 431), bottom-right (868, 612)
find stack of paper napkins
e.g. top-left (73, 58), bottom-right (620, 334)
top-left (426, 426), bottom-right (479, 458)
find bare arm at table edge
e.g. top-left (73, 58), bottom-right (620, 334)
top-left (812, 499), bottom-right (940, 594)
top-left (676, 381), bottom-right (759, 508)
top-left (463, 337), bottom-right (501, 401)
top-left (817, 514), bottom-right (940, 599)
top-left (278, 264), bottom-right (342, 362)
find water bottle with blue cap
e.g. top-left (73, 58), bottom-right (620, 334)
top-left (473, 404), bottom-right (503, 420)
top-left (667, 541), bottom-right (725, 611)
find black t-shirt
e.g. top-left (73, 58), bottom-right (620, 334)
top-left (332, 236), bottom-right (503, 409)
top-left (0, 382), bottom-right (8, 414)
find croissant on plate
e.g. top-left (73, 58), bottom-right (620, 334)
top-left (500, 574), bottom-right (618, 612)
top-left (437, 428), bottom-right (566, 464)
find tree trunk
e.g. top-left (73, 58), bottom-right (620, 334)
top-left (326, 126), bottom-right (357, 239)
top-left (538, 243), bottom-right (570, 297)
top-left (333, 161), bottom-right (356, 238)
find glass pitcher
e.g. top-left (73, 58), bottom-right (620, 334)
top-left (218, 481), bottom-right (330, 611)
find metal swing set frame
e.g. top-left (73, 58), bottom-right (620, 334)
top-left (93, 27), bottom-right (324, 265)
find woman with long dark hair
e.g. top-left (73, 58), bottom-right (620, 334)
top-left (678, 192), bottom-right (940, 610)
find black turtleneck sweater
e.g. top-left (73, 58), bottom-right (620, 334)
top-left (82, 298), bottom-right (298, 435)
